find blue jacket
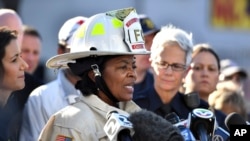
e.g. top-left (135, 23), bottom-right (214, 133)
top-left (133, 86), bottom-right (228, 131)
top-left (133, 70), bottom-right (154, 100)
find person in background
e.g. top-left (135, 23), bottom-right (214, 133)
top-left (20, 25), bottom-right (45, 81)
top-left (217, 59), bottom-right (248, 92)
top-left (19, 16), bottom-right (87, 141)
top-left (0, 8), bottom-right (44, 98)
top-left (209, 86), bottom-right (248, 120)
top-left (183, 43), bottom-right (220, 102)
top-left (133, 14), bottom-right (159, 99)
top-left (134, 25), bottom-right (227, 130)
top-left (0, 8), bottom-right (43, 141)
top-left (0, 27), bottom-right (28, 141)
top-left (0, 9), bottom-right (23, 45)
top-left (211, 87), bottom-right (248, 120)
top-left (217, 58), bottom-right (250, 120)
top-left (38, 8), bottom-right (150, 140)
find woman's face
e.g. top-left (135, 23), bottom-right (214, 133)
top-left (151, 44), bottom-right (187, 92)
top-left (102, 55), bottom-right (137, 101)
top-left (0, 39), bottom-right (28, 91)
top-left (185, 51), bottom-right (219, 96)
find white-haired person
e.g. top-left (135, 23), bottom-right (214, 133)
top-left (38, 8), bottom-right (151, 140)
top-left (133, 24), bottom-right (228, 131)
top-left (19, 16), bottom-right (88, 141)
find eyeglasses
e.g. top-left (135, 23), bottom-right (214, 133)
top-left (154, 61), bottom-right (186, 71)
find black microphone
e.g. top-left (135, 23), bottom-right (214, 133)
top-left (188, 108), bottom-right (215, 141)
top-left (129, 109), bottom-right (184, 141)
top-left (103, 111), bottom-right (133, 141)
top-left (225, 112), bottom-right (250, 131)
top-left (184, 92), bottom-right (200, 109)
top-left (118, 129), bottom-right (132, 141)
top-left (165, 112), bottom-right (196, 141)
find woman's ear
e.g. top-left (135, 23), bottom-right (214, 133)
top-left (88, 71), bottom-right (95, 82)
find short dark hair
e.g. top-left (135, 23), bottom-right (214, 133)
top-left (0, 26), bottom-right (17, 80)
top-left (23, 25), bottom-right (42, 41)
top-left (192, 43), bottom-right (221, 70)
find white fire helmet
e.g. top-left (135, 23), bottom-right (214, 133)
top-left (58, 16), bottom-right (88, 48)
top-left (46, 7), bottom-right (150, 69)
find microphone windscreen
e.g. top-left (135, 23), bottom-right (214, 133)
top-left (225, 112), bottom-right (247, 130)
top-left (129, 110), bottom-right (184, 141)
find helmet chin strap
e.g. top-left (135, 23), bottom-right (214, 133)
top-left (91, 64), bottom-right (119, 105)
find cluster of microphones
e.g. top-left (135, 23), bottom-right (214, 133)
top-left (104, 108), bottom-right (249, 141)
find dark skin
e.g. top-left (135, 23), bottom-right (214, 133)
top-left (88, 55), bottom-right (137, 106)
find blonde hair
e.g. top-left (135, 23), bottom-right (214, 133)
top-left (209, 87), bottom-right (247, 120)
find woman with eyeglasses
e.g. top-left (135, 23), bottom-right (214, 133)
top-left (133, 25), bottom-right (228, 131)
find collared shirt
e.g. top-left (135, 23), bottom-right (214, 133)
top-left (38, 95), bottom-right (141, 141)
top-left (134, 86), bottom-right (228, 131)
top-left (20, 69), bottom-right (80, 141)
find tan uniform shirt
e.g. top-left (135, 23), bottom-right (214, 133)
top-left (38, 94), bottom-right (141, 141)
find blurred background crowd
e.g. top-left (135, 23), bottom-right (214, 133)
top-left (2, 0), bottom-right (250, 112)
top-left (1, 0), bottom-right (249, 94)
top-left (0, 1), bottom-right (248, 83)
top-left (0, 0), bottom-right (250, 140)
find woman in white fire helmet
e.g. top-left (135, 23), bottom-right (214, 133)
top-left (39, 8), bottom-right (149, 141)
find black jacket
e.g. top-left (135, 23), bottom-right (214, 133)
top-left (0, 73), bottom-right (43, 141)
top-left (134, 86), bottom-right (228, 131)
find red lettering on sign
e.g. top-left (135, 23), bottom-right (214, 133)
top-left (126, 18), bottom-right (138, 27)
top-left (132, 44), bottom-right (144, 49)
